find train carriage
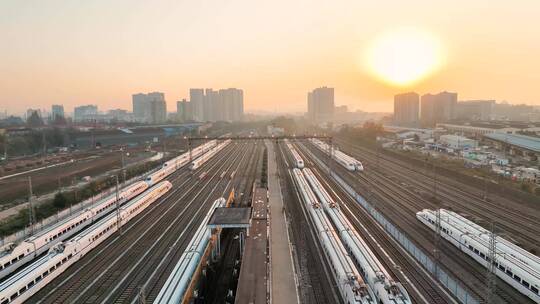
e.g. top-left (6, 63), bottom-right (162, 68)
top-left (417, 209), bottom-right (540, 303)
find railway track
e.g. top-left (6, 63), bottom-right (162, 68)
top-left (294, 141), bottom-right (455, 304)
top-left (275, 142), bottom-right (339, 304)
top-left (336, 139), bottom-right (540, 253)
top-left (206, 141), bottom-right (264, 303)
top-left (304, 140), bottom-right (535, 304)
top-left (27, 142), bottom-right (253, 303)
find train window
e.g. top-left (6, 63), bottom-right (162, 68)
top-left (479, 253), bottom-right (485, 259)
top-left (532, 286), bottom-right (539, 294)
top-left (1, 299), bottom-right (8, 304)
top-left (36, 275), bottom-right (42, 283)
top-left (56, 262), bottom-right (61, 267)
top-left (62, 258), bottom-right (67, 263)
top-left (513, 274), bottom-right (521, 282)
top-left (19, 287), bottom-right (26, 293)
top-left (28, 280), bottom-right (35, 288)
top-left (498, 264), bottom-right (505, 271)
top-left (522, 281), bottom-right (530, 288)
top-left (10, 293), bottom-right (18, 300)
top-left (506, 269), bottom-right (513, 276)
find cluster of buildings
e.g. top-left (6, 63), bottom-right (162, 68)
top-left (307, 87), bottom-right (335, 123)
top-left (1, 88), bottom-right (245, 127)
top-left (393, 91), bottom-right (539, 127)
top-left (306, 87), bottom-right (383, 124)
top-left (132, 88), bottom-right (244, 124)
top-left (132, 92), bottom-right (167, 124)
top-left (177, 88), bottom-right (244, 123)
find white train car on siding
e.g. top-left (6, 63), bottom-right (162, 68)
top-left (284, 140), bottom-right (304, 169)
top-left (303, 168), bottom-right (411, 304)
top-left (0, 181), bottom-right (148, 280)
top-left (309, 139), bottom-right (363, 172)
top-left (291, 168), bottom-right (374, 304)
top-left (189, 140), bottom-right (231, 171)
top-left (417, 209), bottom-right (540, 303)
top-left (0, 181), bottom-right (172, 304)
top-left (152, 140), bottom-right (218, 185)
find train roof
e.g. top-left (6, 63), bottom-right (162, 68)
top-left (0, 250), bottom-right (58, 293)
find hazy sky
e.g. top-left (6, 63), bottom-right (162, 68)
top-left (1, 0), bottom-right (539, 114)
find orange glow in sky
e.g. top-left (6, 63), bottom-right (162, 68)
top-left (1, 1), bottom-right (539, 114)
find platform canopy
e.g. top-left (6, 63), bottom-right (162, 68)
top-left (207, 207), bottom-right (251, 229)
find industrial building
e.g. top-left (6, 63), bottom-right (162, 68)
top-left (439, 134), bottom-right (477, 149)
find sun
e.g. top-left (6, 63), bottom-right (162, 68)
top-left (366, 27), bottom-right (444, 86)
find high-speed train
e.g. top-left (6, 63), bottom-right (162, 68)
top-left (303, 168), bottom-right (411, 304)
top-left (0, 181), bottom-right (148, 280)
top-left (284, 139), bottom-right (304, 168)
top-left (310, 139), bottom-right (363, 171)
top-left (291, 168), bottom-right (374, 304)
top-left (0, 181), bottom-right (172, 304)
top-left (417, 209), bottom-right (540, 303)
top-left (145, 140), bottom-right (218, 185)
top-left (189, 140), bottom-right (231, 171)
top-left (154, 197), bottom-right (226, 304)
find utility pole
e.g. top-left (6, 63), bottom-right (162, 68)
top-left (162, 140), bottom-right (166, 165)
top-left (120, 147), bottom-right (126, 184)
top-left (486, 221), bottom-right (497, 304)
top-left (188, 138), bottom-right (192, 162)
top-left (3, 134), bottom-right (7, 162)
top-left (483, 175), bottom-right (488, 201)
top-left (114, 175), bottom-right (122, 235)
top-left (28, 177), bottom-right (35, 234)
top-left (432, 163), bottom-right (438, 202)
top-left (433, 208), bottom-right (441, 280)
top-left (42, 130), bottom-right (47, 157)
top-left (376, 145), bottom-right (380, 170)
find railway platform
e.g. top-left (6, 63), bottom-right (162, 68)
top-left (265, 141), bottom-right (299, 304)
top-left (235, 187), bottom-right (269, 304)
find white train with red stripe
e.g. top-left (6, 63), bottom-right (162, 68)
top-left (0, 181), bottom-right (172, 304)
top-left (0, 181), bottom-right (148, 280)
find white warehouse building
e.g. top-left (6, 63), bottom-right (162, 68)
top-left (439, 135), bottom-right (477, 149)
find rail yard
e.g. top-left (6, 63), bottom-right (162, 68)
top-left (0, 133), bottom-right (537, 304)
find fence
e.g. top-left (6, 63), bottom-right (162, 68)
top-left (302, 144), bottom-right (480, 304)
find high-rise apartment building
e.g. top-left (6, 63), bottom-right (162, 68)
top-left (394, 92), bottom-right (419, 126)
top-left (51, 105), bottom-right (64, 121)
top-left (188, 88), bottom-right (243, 122)
top-left (220, 88), bottom-right (243, 122)
top-left (132, 92), bottom-right (167, 123)
top-left (455, 100), bottom-right (495, 121)
top-left (132, 93), bottom-right (149, 122)
top-left (176, 99), bottom-right (193, 122)
top-left (204, 89), bottom-right (221, 121)
top-left (190, 89), bottom-right (205, 122)
top-left (73, 105), bottom-right (98, 122)
top-left (147, 92), bottom-right (167, 124)
top-left (307, 87), bottom-right (334, 123)
top-left (26, 109), bottom-right (42, 121)
top-left (420, 91), bottom-right (457, 125)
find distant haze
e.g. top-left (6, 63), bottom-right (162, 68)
top-left (1, 1), bottom-right (539, 114)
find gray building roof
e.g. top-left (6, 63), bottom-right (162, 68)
top-left (484, 133), bottom-right (540, 153)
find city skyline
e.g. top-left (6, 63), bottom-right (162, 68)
top-left (1, 1), bottom-right (540, 114)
